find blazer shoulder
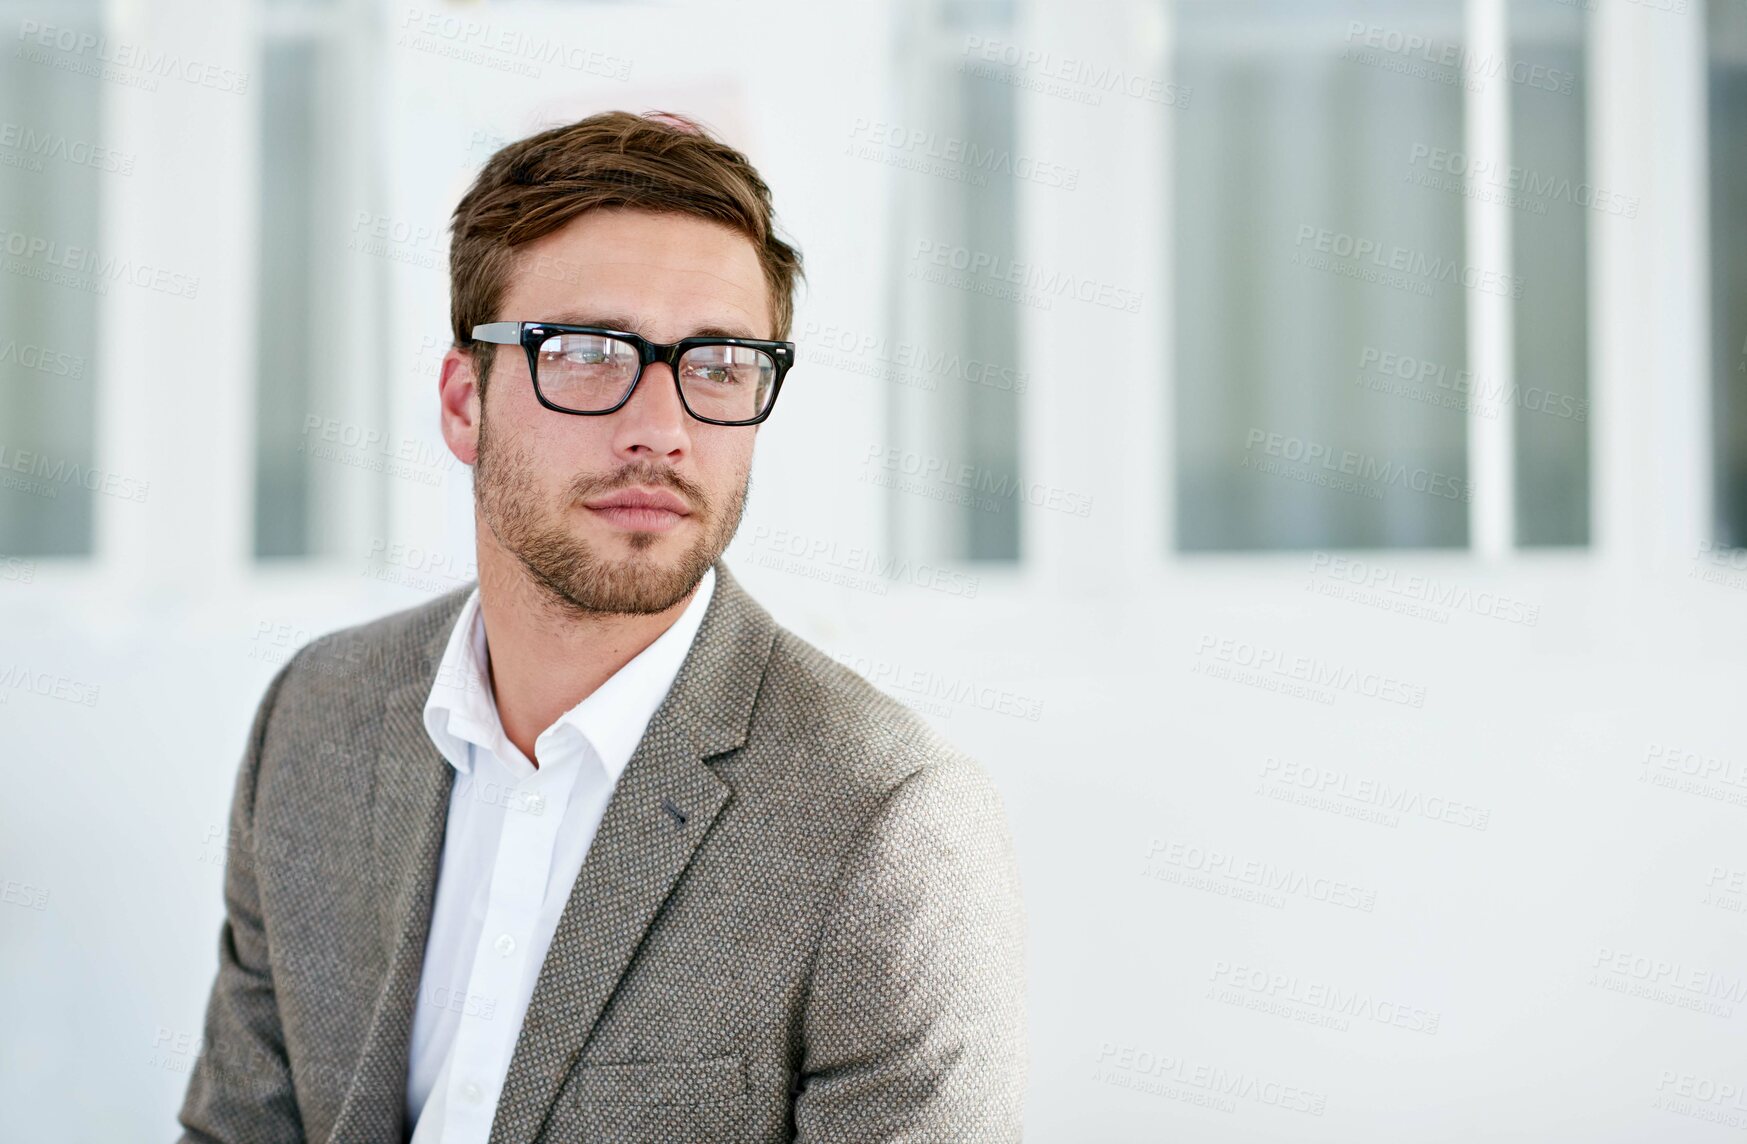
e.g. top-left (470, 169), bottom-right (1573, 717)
top-left (278, 583), bottom-right (472, 707)
top-left (755, 623), bottom-right (986, 797)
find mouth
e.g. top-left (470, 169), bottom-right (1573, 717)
top-left (587, 504), bottom-right (689, 532)
top-left (583, 487), bottom-right (692, 533)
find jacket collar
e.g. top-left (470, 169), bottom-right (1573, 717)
top-left (421, 564), bottom-right (718, 785)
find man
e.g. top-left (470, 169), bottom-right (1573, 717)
top-left (176, 110), bottom-right (1027, 1143)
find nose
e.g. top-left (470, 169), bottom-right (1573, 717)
top-left (610, 359), bottom-right (692, 459)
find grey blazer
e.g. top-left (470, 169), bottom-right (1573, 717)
top-left (175, 557), bottom-right (1027, 1143)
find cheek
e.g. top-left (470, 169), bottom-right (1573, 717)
top-left (512, 409), bottom-right (610, 476)
top-left (699, 438), bottom-right (754, 491)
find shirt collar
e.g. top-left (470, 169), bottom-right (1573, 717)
top-left (422, 564), bottom-right (716, 784)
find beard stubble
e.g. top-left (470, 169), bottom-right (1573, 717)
top-left (473, 404), bottom-right (750, 618)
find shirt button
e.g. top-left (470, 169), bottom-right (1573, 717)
top-left (461, 1081), bottom-right (483, 1103)
top-left (494, 932), bottom-right (516, 956)
top-left (526, 794), bottom-right (545, 814)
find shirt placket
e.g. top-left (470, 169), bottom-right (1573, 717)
top-left (440, 758), bottom-right (566, 1140)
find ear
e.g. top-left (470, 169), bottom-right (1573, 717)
top-left (438, 346), bottom-right (482, 466)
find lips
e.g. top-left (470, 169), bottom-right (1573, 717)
top-left (583, 486), bottom-right (693, 533)
top-left (584, 487), bottom-right (691, 515)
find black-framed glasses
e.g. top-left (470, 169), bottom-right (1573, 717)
top-left (469, 321), bottom-right (795, 426)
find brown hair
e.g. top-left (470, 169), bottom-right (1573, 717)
top-left (448, 109), bottom-right (805, 393)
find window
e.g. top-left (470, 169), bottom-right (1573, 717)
top-left (253, 0), bottom-right (390, 560)
top-left (884, 0), bottom-right (1025, 563)
top-left (0, 0), bottom-right (104, 557)
top-left (1509, 0), bottom-right (1589, 546)
top-left (1711, 0), bottom-right (1747, 546)
top-left (1172, 0), bottom-right (1591, 552)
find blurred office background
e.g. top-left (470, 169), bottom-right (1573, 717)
top-left (3, 0), bottom-right (1746, 1139)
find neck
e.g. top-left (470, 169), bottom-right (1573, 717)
top-left (472, 533), bottom-right (702, 768)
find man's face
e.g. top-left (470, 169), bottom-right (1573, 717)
top-left (444, 207), bottom-right (772, 617)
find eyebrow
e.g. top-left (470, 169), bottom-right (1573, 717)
top-left (542, 312), bottom-right (765, 341)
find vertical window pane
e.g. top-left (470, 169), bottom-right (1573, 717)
top-left (889, 0), bottom-right (1022, 562)
top-left (1711, 0), bottom-right (1747, 545)
top-left (0, 0), bottom-right (104, 556)
top-left (254, 14), bottom-right (389, 564)
top-left (1174, 0), bottom-right (1470, 551)
top-left (253, 38), bottom-right (319, 558)
top-left (954, 62), bottom-right (1023, 561)
top-left (1510, 0), bottom-right (1590, 546)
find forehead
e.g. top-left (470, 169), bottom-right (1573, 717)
top-left (501, 208), bottom-right (773, 340)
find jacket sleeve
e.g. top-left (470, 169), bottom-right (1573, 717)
top-left (176, 648), bottom-right (307, 1143)
top-left (793, 755), bottom-right (1029, 1143)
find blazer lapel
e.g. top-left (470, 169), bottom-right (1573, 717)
top-left (329, 586), bottom-right (471, 1142)
top-left (486, 558), bottom-right (777, 1144)
top-left (324, 560), bottom-right (778, 1143)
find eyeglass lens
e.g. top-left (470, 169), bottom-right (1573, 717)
top-left (534, 332), bottom-right (776, 421)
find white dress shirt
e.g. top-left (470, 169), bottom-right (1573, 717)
top-left (406, 565), bottom-right (716, 1143)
